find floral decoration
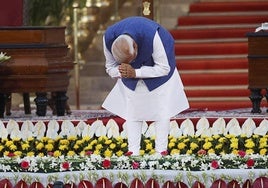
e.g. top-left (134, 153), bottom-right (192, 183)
top-left (0, 118), bottom-right (268, 173)
top-left (0, 52), bottom-right (11, 63)
top-left (0, 117), bottom-right (267, 173)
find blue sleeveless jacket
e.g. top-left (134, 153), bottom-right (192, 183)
top-left (104, 16), bottom-right (176, 91)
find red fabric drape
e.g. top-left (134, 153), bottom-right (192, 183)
top-left (0, 0), bottom-right (23, 26)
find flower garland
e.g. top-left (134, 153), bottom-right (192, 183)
top-left (0, 134), bottom-right (267, 172)
top-left (0, 152), bottom-right (266, 173)
top-left (0, 117), bottom-right (267, 173)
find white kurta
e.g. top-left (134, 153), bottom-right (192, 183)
top-left (102, 32), bottom-right (189, 121)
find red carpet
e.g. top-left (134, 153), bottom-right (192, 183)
top-left (170, 1), bottom-right (268, 110)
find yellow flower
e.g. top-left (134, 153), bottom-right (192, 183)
top-left (259, 137), bottom-right (267, 148)
top-left (109, 143), bottom-right (116, 150)
top-left (105, 139), bottom-right (112, 145)
top-left (0, 145), bottom-right (4, 151)
top-left (190, 142), bottom-right (198, 150)
top-left (21, 143), bottom-right (30, 150)
top-left (76, 140), bottom-right (83, 145)
top-left (38, 153), bottom-right (44, 157)
top-left (121, 143), bottom-right (127, 148)
top-left (90, 139), bottom-right (97, 145)
top-left (104, 149), bottom-right (112, 157)
top-left (232, 150), bottom-right (238, 155)
top-left (45, 143), bottom-right (54, 151)
top-left (54, 150), bottom-right (62, 157)
top-left (149, 149), bottom-right (155, 155)
top-left (59, 139), bottom-right (69, 145)
top-left (230, 138), bottom-right (238, 149)
top-left (36, 142), bottom-right (44, 150)
top-left (186, 150), bottom-right (192, 154)
top-left (168, 142), bottom-right (175, 148)
top-left (73, 144), bottom-right (80, 150)
top-left (68, 136), bottom-right (77, 141)
top-left (27, 152), bottom-right (35, 156)
top-left (96, 144), bottom-right (103, 150)
top-left (116, 150), bottom-right (124, 157)
top-left (82, 136), bottom-right (91, 141)
top-left (85, 145), bottom-right (92, 150)
top-left (203, 142), bottom-right (212, 150)
top-left (215, 144), bottom-right (222, 150)
top-left (3, 151), bottom-right (9, 156)
top-left (146, 142), bottom-right (153, 150)
top-left (139, 150), bottom-right (145, 155)
top-left (260, 148), bottom-right (267, 155)
top-left (9, 144), bottom-right (17, 151)
top-left (246, 149), bottom-right (254, 154)
top-left (59, 145), bottom-right (68, 151)
top-left (40, 137), bottom-right (49, 142)
top-left (47, 139), bottom-right (55, 144)
top-left (170, 149), bottom-right (180, 155)
top-left (5, 140), bottom-right (13, 147)
top-left (177, 142), bottom-right (186, 150)
top-left (27, 137), bottom-right (34, 142)
top-left (218, 137), bottom-right (226, 143)
top-left (67, 151), bottom-right (75, 156)
top-left (14, 151), bottom-right (22, 157)
top-left (245, 139), bottom-right (255, 149)
top-left (93, 150), bottom-right (100, 155)
top-left (207, 148), bottom-right (215, 154)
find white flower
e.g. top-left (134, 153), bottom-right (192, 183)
top-left (211, 117), bottom-right (226, 135)
top-left (46, 120), bottom-right (59, 139)
top-left (95, 120), bottom-right (106, 137)
top-left (21, 120), bottom-right (34, 140)
top-left (241, 118), bottom-right (256, 137)
top-left (33, 121), bottom-right (46, 139)
top-left (169, 120), bottom-right (182, 138)
top-left (254, 119), bottom-right (268, 136)
top-left (180, 118), bottom-right (195, 136)
top-left (106, 119), bottom-right (120, 138)
top-left (0, 120), bottom-right (8, 139)
top-left (59, 120), bottom-right (76, 137)
top-left (0, 52), bottom-right (10, 62)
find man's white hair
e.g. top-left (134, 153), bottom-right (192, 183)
top-left (111, 34), bottom-right (135, 63)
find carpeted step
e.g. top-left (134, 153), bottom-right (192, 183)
top-left (188, 100), bottom-right (254, 111)
top-left (170, 27), bottom-right (254, 40)
top-left (175, 42), bottom-right (247, 56)
top-left (178, 15), bottom-right (268, 26)
top-left (189, 1), bottom-right (268, 13)
top-left (185, 87), bottom-right (250, 98)
top-left (181, 73), bottom-right (247, 86)
top-left (177, 58), bottom-right (248, 70)
top-left (170, 0), bottom-right (267, 111)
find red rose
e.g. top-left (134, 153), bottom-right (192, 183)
top-left (197, 149), bottom-right (207, 156)
top-left (102, 159), bottom-right (111, 168)
top-left (47, 152), bottom-right (54, 156)
top-left (238, 150), bottom-right (246, 158)
top-left (132, 161), bottom-right (140, 169)
top-left (246, 158), bottom-right (255, 168)
top-left (85, 151), bottom-right (93, 156)
top-left (20, 160), bottom-right (30, 170)
top-left (62, 161), bottom-right (70, 170)
top-left (7, 152), bottom-right (15, 157)
top-left (211, 160), bottom-right (219, 169)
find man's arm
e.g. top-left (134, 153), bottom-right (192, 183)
top-left (135, 32), bottom-right (171, 78)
